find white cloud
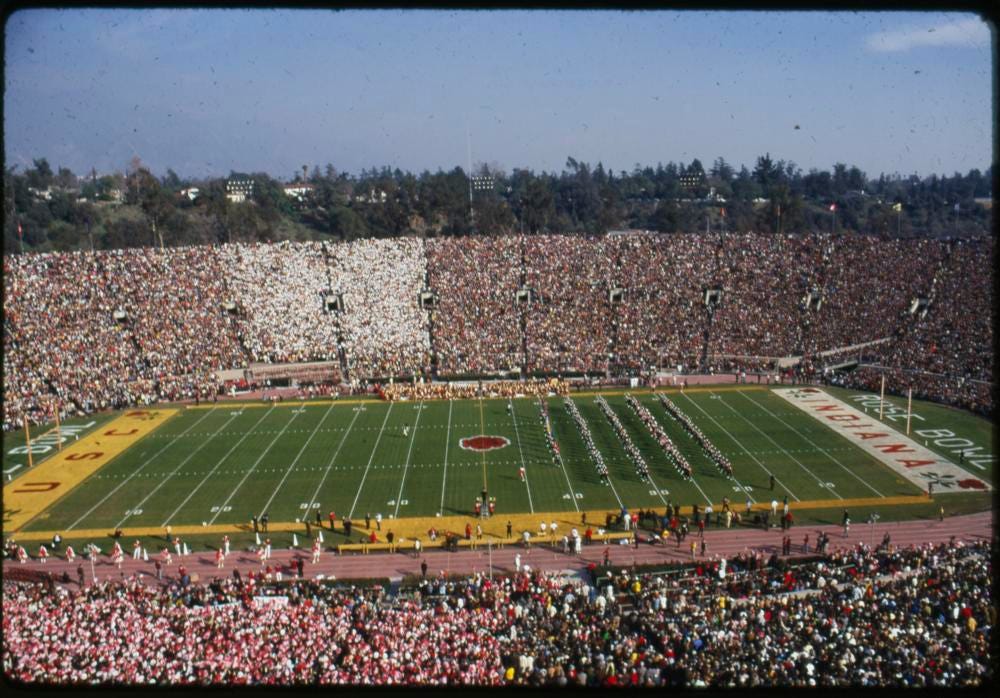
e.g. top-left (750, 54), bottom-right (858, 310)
top-left (866, 17), bottom-right (991, 52)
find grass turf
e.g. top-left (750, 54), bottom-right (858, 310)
top-left (3, 385), bottom-right (993, 553)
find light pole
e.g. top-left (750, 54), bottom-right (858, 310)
top-left (868, 512), bottom-right (880, 549)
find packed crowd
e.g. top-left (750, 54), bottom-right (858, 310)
top-left (331, 237), bottom-right (430, 378)
top-left (219, 241), bottom-right (341, 364)
top-left (709, 233), bottom-right (823, 360)
top-left (426, 236), bottom-right (523, 374)
top-left (596, 395), bottom-right (650, 481)
top-left (625, 394), bottom-right (693, 479)
top-left (800, 236), bottom-right (947, 356)
top-left (4, 233), bottom-right (992, 431)
top-left (829, 237), bottom-right (994, 415)
top-left (2, 539), bottom-right (990, 686)
top-left (655, 393), bottom-right (733, 477)
top-left (524, 236), bottom-right (613, 373)
top-left (609, 234), bottom-right (715, 371)
top-left (563, 397), bottom-right (609, 482)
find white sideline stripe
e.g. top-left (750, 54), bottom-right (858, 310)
top-left (438, 400), bottom-right (453, 515)
top-left (567, 398), bottom-right (624, 509)
top-left (257, 402), bottom-right (337, 519)
top-left (393, 401), bottom-right (424, 519)
top-left (509, 400), bottom-right (535, 514)
top-left (305, 406), bottom-right (363, 511)
top-left (675, 392), bottom-right (789, 503)
top-left (66, 408), bottom-right (218, 531)
top-left (348, 402), bottom-right (395, 519)
top-left (544, 399), bottom-right (580, 513)
top-left (740, 391), bottom-right (886, 498)
top-left (208, 408), bottom-right (303, 525)
top-left (113, 410), bottom-right (243, 529)
top-left (160, 406), bottom-right (276, 527)
top-left (713, 391), bottom-right (843, 500)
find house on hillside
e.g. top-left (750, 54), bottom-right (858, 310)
top-left (226, 179), bottom-right (254, 203)
top-left (282, 182), bottom-right (315, 202)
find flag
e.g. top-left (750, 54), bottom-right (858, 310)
top-left (829, 203), bottom-right (836, 212)
top-left (892, 202), bottom-right (902, 212)
top-left (720, 208), bottom-right (727, 218)
top-left (954, 203), bottom-right (960, 213)
top-left (17, 222), bottom-right (23, 240)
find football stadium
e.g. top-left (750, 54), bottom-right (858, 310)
top-left (3, 234), bottom-right (994, 686)
top-left (3, 8), bottom-right (994, 690)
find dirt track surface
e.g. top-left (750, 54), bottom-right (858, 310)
top-left (13, 510), bottom-right (992, 588)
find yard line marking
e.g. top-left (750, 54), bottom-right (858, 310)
top-left (66, 408), bottom-right (216, 531)
top-left (439, 400), bottom-right (453, 515)
top-left (740, 391), bottom-right (886, 498)
top-left (348, 402), bottom-right (394, 519)
top-left (208, 408), bottom-right (304, 525)
top-left (305, 406), bottom-right (363, 512)
top-left (546, 399), bottom-right (580, 513)
top-left (113, 410), bottom-right (244, 529)
top-left (712, 391), bottom-right (842, 500)
top-left (676, 393), bottom-right (794, 502)
top-left (479, 399), bottom-right (488, 490)
top-left (160, 406), bottom-right (276, 527)
top-left (509, 399), bottom-right (534, 513)
top-left (257, 402), bottom-right (338, 519)
top-left (393, 401), bottom-right (424, 519)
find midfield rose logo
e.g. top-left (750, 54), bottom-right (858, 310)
top-left (459, 435), bottom-right (510, 452)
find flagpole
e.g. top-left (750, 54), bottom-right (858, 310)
top-left (905, 387), bottom-right (913, 435)
top-left (23, 416), bottom-right (34, 469)
top-left (879, 374), bottom-right (886, 421)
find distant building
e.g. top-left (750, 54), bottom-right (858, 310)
top-left (355, 188), bottom-right (388, 204)
top-left (282, 182), bottom-right (315, 202)
top-left (180, 187), bottom-right (200, 201)
top-left (226, 179), bottom-right (254, 203)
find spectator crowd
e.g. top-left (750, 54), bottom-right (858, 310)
top-left (4, 233), bottom-right (992, 431)
top-left (2, 539), bottom-right (990, 686)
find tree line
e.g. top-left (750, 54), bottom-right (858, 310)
top-left (3, 154), bottom-right (992, 254)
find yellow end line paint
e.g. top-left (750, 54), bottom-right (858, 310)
top-left (13, 495), bottom-right (937, 543)
top-left (3, 409), bottom-right (179, 533)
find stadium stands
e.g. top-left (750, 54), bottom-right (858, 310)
top-left (3, 233), bottom-right (993, 431)
top-left (2, 539), bottom-right (990, 686)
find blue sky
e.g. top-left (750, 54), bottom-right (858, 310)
top-left (4, 8), bottom-right (993, 179)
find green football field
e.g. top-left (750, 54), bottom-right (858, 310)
top-left (3, 385), bottom-right (994, 540)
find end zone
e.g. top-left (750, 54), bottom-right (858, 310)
top-left (772, 388), bottom-right (990, 494)
top-left (3, 409), bottom-right (178, 532)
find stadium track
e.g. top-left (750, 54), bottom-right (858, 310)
top-left (15, 510), bottom-right (991, 588)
